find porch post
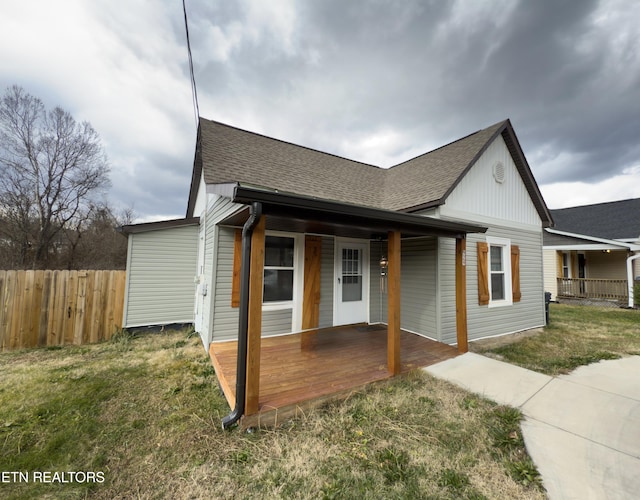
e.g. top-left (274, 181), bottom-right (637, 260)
top-left (245, 215), bottom-right (265, 415)
top-left (387, 231), bottom-right (401, 375)
top-left (301, 235), bottom-right (322, 350)
top-left (455, 237), bottom-right (469, 353)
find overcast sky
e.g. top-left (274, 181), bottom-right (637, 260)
top-left (2, 0), bottom-right (639, 221)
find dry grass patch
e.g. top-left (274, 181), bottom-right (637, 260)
top-left (473, 303), bottom-right (640, 375)
top-left (1, 328), bottom-right (544, 499)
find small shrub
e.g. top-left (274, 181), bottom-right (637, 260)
top-left (508, 458), bottom-right (542, 487)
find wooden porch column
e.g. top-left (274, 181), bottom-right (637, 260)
top-left (245, 215), bottom-right (265, 415)
top-left (387, 231), bottom-right (401, 375)
top-left (301, 235), bottom-right (322, 350)
top-left (455, 237), bottom-right (469, 353)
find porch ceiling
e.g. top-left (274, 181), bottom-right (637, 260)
top-left (217, 183), bottom-right (487, 239)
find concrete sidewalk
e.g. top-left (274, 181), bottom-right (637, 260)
top-left (424, 353), bottom-right (640, 499)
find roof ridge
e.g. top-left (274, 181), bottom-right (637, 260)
top-left (551, 197), bottom-right (640, 212)
top-left (387, 119), bottom-right (508, 169)
top-left (199, 117), bottom-right (383, 170)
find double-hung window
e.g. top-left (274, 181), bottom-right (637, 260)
top-left (478, 237), bottom-right (519, 307)
top-left (490, 244), bottom-right (507, 301)
top-left (263, 236), bottom-right (295, 303)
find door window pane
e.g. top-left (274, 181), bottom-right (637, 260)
top-left (342, 247), bottom-right (362, 302)
top-left (342, 275), bottom-right (362, 302)
top-left (342, 249), bottom-right (360, 275)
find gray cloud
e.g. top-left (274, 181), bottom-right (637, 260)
top-left (2, 0), bottom-right (639, 217)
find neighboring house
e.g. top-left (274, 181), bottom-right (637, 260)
top-left (120, 117), bottom-right (552, 426)
top-left (543, 199), bottom-right (640, 305)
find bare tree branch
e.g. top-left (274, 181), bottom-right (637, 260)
top-left (0, 85), bottom-right (111, 268)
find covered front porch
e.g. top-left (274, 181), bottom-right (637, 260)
top-left (210, 324), bottom-right (459, 428)
top-left (213, 185), bottom-right (486, 428)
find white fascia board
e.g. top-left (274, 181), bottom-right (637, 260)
top-left (545, 228), bottom-right (640, 250)
top-left (545, 244), bottom-right (628, 251)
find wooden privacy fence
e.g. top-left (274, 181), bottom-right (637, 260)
top-left (0, 270), bottom-right (126, 352)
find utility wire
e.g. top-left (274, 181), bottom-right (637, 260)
top-left (182, 0), bottom-right (200, 127)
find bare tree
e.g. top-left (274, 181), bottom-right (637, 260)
top-left (0, 85), bottom-right (110, 268)
top-left (62, 203), bottom-right (134, 270)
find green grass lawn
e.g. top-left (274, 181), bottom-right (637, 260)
top-left (0, 329), bottom-right (544, 499)
top-left (473, 303), bottom-right (640, 375)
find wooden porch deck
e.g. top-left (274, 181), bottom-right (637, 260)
top-left (209, 324), bottom-right (459, 427)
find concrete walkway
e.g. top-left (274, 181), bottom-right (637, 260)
top-left (424, 353), bottom-right (640, 499)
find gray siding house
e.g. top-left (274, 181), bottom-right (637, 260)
top-left (121, 118), bottom-right (552, 425)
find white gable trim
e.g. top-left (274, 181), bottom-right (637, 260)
top-left (191, 172), bottom-right (208, 218)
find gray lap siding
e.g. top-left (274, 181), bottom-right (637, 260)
top-left (459, 226), bottom-right (544, 343)
top-left (369, 238), bottom-right (437, 338)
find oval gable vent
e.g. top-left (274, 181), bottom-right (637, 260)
top-left (493, 161), bottom-right (505, 184)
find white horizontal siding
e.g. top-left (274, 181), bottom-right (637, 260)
top-left (124, 224), bottom-right (198, 327)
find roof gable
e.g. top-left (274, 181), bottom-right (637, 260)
top-left (383, 121), bottom-right (505, 211)
top-left (186, 118), bottom-right (551, 226)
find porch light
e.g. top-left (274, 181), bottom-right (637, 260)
top-left (603, 249), bottom-right (611, 253)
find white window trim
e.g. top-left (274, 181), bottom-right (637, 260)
top-left (262, 231), bottom-right (304, 332)
top-left (486, 236), bottom-right (513, 308)
top-left (561, 252), bottom-right (571, 278)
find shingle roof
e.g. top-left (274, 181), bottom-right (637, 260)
top-left (550, 198), bottom-right (640, 240)
top-left (197, 118), bottom-right (384, 209)
top-left (383, 122), bottom-right (505, 211)
top-left (187, 117), bottom-right (551, 226)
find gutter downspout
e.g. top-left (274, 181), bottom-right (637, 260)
top-left (222, 202), bottom-right (262, 429)
top-left (627, 253), bottom-right (640, 308)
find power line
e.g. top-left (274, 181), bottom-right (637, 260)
top-left (182, 0), bottom-right (200, 127)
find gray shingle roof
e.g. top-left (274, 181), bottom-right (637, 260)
top-left (550, 198), bottom-right (640, 240)
top-left (198, 118), bottom-right (384, 209)
top-left (383, 122), bottom-right (505, 211)
top-left (187, 117), bottom-right (551, 226)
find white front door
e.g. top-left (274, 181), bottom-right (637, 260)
top-left (334, 240), bottom-right (369, 325)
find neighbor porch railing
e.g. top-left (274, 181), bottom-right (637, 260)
top-left (556, 278), bottom-right (628, 302)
